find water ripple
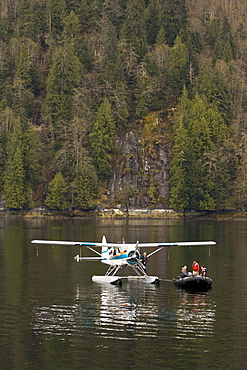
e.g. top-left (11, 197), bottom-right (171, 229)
top-left (32, 283), bottom-right (216, 341)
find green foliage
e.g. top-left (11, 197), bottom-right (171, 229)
top-left (116, 185), bottom-right (137, 212)
top-left (148, 178), bottom-right (159, 204)
top-left (45, 172), bottom-right (68, 209)
top-left (145, 0), bottom-right (159, 45)
top-left (170, 88), bottom-right (228, 211)
top-left (196, 63), bottom-right (232, 124)
top-left (17, 0), bottom-right (36, 39)
top-left (90, 98), bottom-right (116, 179)
top-left (3, 117), bottom-right (36, 209)
top-left (4, 148), bottom-right (26, 209)
top-left (222, 41), bottom-right (234, 63)
top-left (47, 0), bottom-right (67, 39)
top-left (159, 0), bottom-right (188, 47)
top-left (0, 0), bottom-right (246, 211)
top-left (170, 119), bottom-right (190, 211)
top-left (156, 27), bottom-right (166, 45)
top-left (43, 43), bottom-right (80, 124)
top-left (120, 0), bottom-right (148, 59)
top-left (167, 36), bottom-right (189, 101)
top-left (72, 167), bottom-right (98, 209)
top-left (206, 16), bottom-right (236, 61)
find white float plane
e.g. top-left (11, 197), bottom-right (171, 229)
top-left (31, 236), bottom-right (216, 285)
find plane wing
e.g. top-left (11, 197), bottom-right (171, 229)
top-left (31, 240), bottom-right (216, 247)
top-left (31, 240), bottom-right (105, 247)
top-left (137, 241), bottom-right (216, 247)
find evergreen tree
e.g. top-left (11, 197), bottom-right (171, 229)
top-left (42, 43), bottom-right (80, 124)
top-left (89, 98), bottom-right (116, 179)
top-left (16, 0), bottom-right (35, 39)
top-left (230, 133), bottom-right (247, 209)
top-left (3, 118), bottom-right (26, 209)
top-left (159, 0), bottom-right (188, 46)
top-left (156, 27), bottom-right (166, 45)
top-left (45, 172), bottom-right (67, 209)
top-left (72, 167), bottom-right (98, 209)
top-left (4, 145), bottom-right (26, 209)
top-left (0, 105), bottom-right (14, 191)
top-left (120, 0), bottom-right (148, 60)
top-left (207, 17), bottom-right (220, 48)
top-left (145, 0), bottom-right (159, 45)
top-left (3, 116), bottom-right (37, 209)
top-left (196, 63), bottom-right (232, 124)
top-left (222, 41), bottom-right (234, 63)
top-left (98, 11), bottom-right (119, 81)
top-left (47, 0), bottom-right (67, 40)
top-left (170, 89), bottom-right (227, 211)
top-left (170, 118), bottom-right (190, 211)
top-left (167, 36), bottom-right (189, 101)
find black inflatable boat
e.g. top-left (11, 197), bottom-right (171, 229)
top-left (173, 275), bottom-right (212, 290)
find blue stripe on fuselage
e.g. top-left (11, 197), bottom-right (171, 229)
top-left (108, 253), bottom-right (128, 260)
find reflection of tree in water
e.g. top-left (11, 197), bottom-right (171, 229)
top-left (176, 291), bottom-right (216, 339)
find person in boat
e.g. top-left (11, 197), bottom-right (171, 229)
top-left (141, 252), bottom-right (148, 272)
top-left (192, 260), bottom-right (200, 276)
top-left (180, 265), bottom-right (188, 278)
top-left (201, 265), bottom-right (207, 277)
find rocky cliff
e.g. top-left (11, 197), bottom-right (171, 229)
top-left (108, 113), bottom-right (172, 208)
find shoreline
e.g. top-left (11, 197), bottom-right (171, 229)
top-left (1, 208), bottom-right (247, 220)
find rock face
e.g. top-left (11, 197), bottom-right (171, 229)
top-left (108, 116), bottom-right (171, 208)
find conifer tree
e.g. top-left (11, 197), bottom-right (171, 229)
top-left (222, 41), bottom-right (234, 63)
top-left (156, 27), bottom-right (166, 45)
top-left (145, 0), bottom-right (159, 45)
top-left (3, 118), bottom-right (26, 209)
top-left (3, 115), bottom-right (37, 209)
top-left (72, 167), bottom-right (98, 209)
top-left (120, 0), bottom-right (148, 60)
top-left (170, 89), bottom-right (227, 211)
top-left (47, 0), bottom-right (67, 40)
top-left (167, 36), bottom-right (189, 101)
top-left (89, 98), bottom-right (116, 179)
top-left (45, 172), bottom-right (67, 209)
top-left (196, 63), bottom-right (232, 124)
top-left (42, 43), bottom-right (80, 125)
top-left (0, 105), bottom-right (14, 191)
top-left (170, 118), bottom-right (190, 211)
top-left (16, 0), bottom-right (35, 39)
top-left (159, 0), bottom-right (188, 46)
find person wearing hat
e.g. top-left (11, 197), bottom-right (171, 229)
top-left (180, 265), bottom-right (188, 278)
top-left (201, 265), bottom-right (207, 277)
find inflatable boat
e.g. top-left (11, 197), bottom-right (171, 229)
top-left (173, 275), bottom-right (212, 290)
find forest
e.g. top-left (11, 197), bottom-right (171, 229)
top-left (1, 0), bottom-right (247, 212)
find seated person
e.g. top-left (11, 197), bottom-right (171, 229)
top-left (201, 265), bottom-right (207, 277)
top-left (192, 260), bottom-right (200, 275)
top-left (180, 265), bottom-right (188, 278)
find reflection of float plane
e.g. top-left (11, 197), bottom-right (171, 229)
top-left (31, 236), bottom-right (216, 285)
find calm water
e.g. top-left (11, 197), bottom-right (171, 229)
top-left (0, 217), bottom-right (246, 369)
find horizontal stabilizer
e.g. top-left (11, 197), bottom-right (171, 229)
top-left (74, 255), bottom-right (103, 262)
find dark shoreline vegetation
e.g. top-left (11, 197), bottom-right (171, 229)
top-left (1, 1), bottom-right (247, 213)
top-left (1, 208), bottom-right (247, 221)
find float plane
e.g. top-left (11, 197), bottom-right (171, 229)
top-left (31, 236), bottom-right (216, 285)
